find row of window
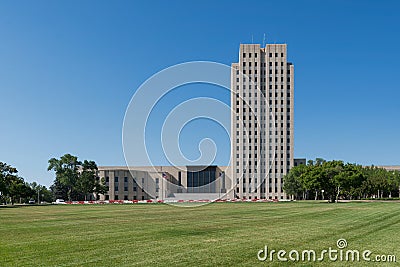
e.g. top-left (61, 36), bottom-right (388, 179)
top-left (241, 69), bottom-right (290, 75)
top-left (235, 139), bottom-right (291, 147)
top-left (115, 186), bottom-right (144, 192)
top-left (106, 176), bottom-right (160, 184)
top-left (236, 84), bottom-right (291, 91)
top-left (236, 130), bottom-right (290, 135)
top-left (236, 176), bottom-right (287, 184)
top-left (237, 187), bottom-right (284, 193)
top-left (236, 119), bottom-right (291, 128)
top-left (235, 94), bottom-right (291, 104)
top-left (235, 136), bottom-right (291, 144)
top-left (235, 121), bottom-right (291, 128)
top-left (235, 106), bottom-right (291, 115)
top-left (236, 152), bottom-right (291, 158)
top-left (236, 168), bottom-right (290, 174)
top-left (237, 113), bottom-right (291, 119)
top-left (236, 160), bottom-right (291, 166)
top-left (236, 77), bottom-right (291, 83)
top-left (241, 61), bottom-right (286, 67)
top-left (232, 195), bottom-right (287, 200)
top-left (236, 136), bottom-right (291, 143)
top-left (108, 195), bottom-right (146, 201)
top-left (242, 52), bottom-right (258, 58)
top-left (242, 52), bottom-right (285, 59)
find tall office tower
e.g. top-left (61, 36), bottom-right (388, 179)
top-left (231, 43), bottom-right (294, 200)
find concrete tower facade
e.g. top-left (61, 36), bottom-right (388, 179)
top-left (231, 43), bottom-right (294, 200)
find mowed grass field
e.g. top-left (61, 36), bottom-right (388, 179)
top-left (0, 202), bottom-right (399, 267)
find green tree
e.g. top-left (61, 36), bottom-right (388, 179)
top-left (363, 167), bottom-right (389, 198)
top-left (0, 162), bottom-right (33, 204)
top-left (283, 164), bottom-right (306, 199)
top-left (77, 160), bottom-right (98, 201)
top-left (29, 182), bottom-right (54, 203)
top-left (94, 177), bottom-right (108, 200)
top-left (48, 154), bottom-right (81, 201)
top-left (48, 154), bottom-right (105, 201)
top-left (0, 162), bottom-right (18, 200)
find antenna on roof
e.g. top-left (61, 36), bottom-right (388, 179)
top-left (262, 33), bottom-right (266, 47)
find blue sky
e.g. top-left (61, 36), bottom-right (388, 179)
top-left (0, 0), bottom-right (399, 186)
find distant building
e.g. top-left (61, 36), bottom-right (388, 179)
top-left (294, 158), bottom-right (307, 167)
top-left (97, 166), bottom-right (228, 201)
top-left (379, 166), bottom-right (400, 172)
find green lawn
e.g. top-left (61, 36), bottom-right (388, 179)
top-left (0, 202), bottom-right (399, 266)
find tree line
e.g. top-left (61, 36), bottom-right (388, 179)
top-left (0, 162), bottom-right (53, 204)
top-left (283, 158), bottom-right (400, 202)
top-left (1, 154), bottom-right (108, 205)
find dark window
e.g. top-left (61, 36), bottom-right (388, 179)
top-left (124, 177), bottom-right (128, 183)
top-left (187, 166), bottom-right (217, 193)
top-left (115, 177), bottom-right (119, 183)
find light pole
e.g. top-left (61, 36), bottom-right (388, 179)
top-left (321, 190), bottom-right (325, 201)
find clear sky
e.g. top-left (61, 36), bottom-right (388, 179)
top-left (0, 0), bottom-right (399, 186)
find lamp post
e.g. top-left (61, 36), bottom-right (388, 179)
top-left (321, 190), bottom-right (325, 201)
